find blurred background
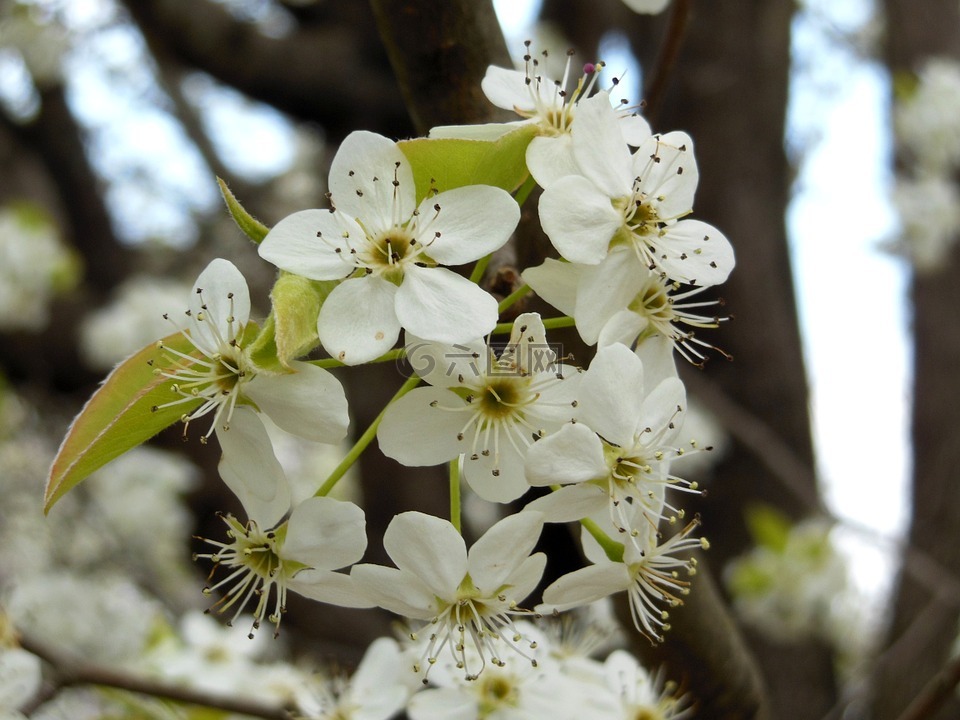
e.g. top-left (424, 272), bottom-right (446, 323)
top-left (0, 0), bottom-right (957, 718)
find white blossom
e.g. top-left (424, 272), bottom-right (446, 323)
top-left (894, 57), bottom-right (960, 175)
top-left (889, 174), bottom-right (960, 273)
top-left (539, 91), bottom-right (733, 287)
top-left (377, 313), bottom-right (580, 503)
top-left (153, 258), bottom-right (349, 452)
top-left (259, 131), bottom-right (519, 365)
top-left (433, 49), bottom-right (650, 189)
top-left (352, 512), bottom-right (546, 681)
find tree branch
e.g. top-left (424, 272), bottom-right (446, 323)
top-left (642, 0), bottom-right (692, 122)
top-left (368, 0), bottom-right (513, 135)
top-left (19, 633), bottom-right (292, 720)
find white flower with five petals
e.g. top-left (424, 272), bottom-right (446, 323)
top-left (258, 131), bottom-right (520, 365)
top-left (377, 313), bottom-right (580, 503)
top-left (154, 258), bottom-right (349, 448)
top-left (538, 91), bottom-right (734, 287)
top-left (351, 511), bottom-right (546, 681)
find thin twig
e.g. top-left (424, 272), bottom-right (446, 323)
top-left (642, 0), bottom-right (693, 122)
top-left (18, 633), bottom-right (292, 720)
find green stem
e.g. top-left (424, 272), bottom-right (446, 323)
top-left (469, 254), bottom-right (492, 284)
top-left (580, 517), bottom-right (625, 563)
top-left (490, 315), bottom-right (575, 335)
top-left (497, 283), bottom-right (532, 314)
top-left (315, 374), bottom-right (421, 497)
top-left (309, 348), bottom-right (405, 369)
top-left (449, 457), bottom-right (462, 533)
top-left (514, 174), bottom-right (537, 208)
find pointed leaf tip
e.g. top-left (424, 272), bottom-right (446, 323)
top-left (218, 177), bottom-right (269, 244)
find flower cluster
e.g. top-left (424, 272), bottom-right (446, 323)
top-left (45, 43), bottom-right (735, 715)
top-left (889, 57), bottom-right (960, 272)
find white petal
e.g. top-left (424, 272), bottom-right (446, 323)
top-left (329, 131), bottom-right (416, 226)
top-left (598, 309), bottom-right (648, 348)
top-left (505, 552), bottom-right (547, 601)
top-left (522, 258), bottom-right (582, 317)
top-left (481, 65), bottom-right (549, 113)
top-left (351, 564), bottom-right (438, 618)
top-left (538, 563), bottom-right (630, 612)
top-left (634, 334), bottom-right (679, 383)
top-left (462, 439), bottom-right (530, 503)
top-left (351, 637), bottom-right (405, 694)
top-left (526, 365), bottom-right (582, 424)
top-left (383, 512), bottom-right (466, 599)
top-left (571, 92), bottom-right (634, 198)
top-left (527, 134), bottom-right (580, 188)
top-left (404, 333), bottom-right (489, 388)
top-left (244, 361), bottom-right (349, 443)
top-left (396, 266), bottom-right (499, 344)
top-left (498, 311), bottom-right (554, 375)
top-left (283, 497), bottom-right (367, 569)
top-left (467, 512), bottom-right (544, 594)
top-left (318, 277), bottom-right (401, 365)
top-left (408, 688), bottom-right (478, 720)
top-left (574, 249), bottom-right (647, 345)
top-left (653, 219), bottom-right (735, 286)
top-left (619, 113), bottom-right (653, 146)
top-left (0, 648), bottom-right (41, 709)
top-left (524, 484), bottom-right (609, 522)
top-left (377, 387), bottom-right (468, 466)
top-left (216, 407), bottom-right (290, 528)
top-left (287, 569), bottom-right (374, 608)
top-left (579, 343), bottom-right (647, 445)
top-left (621, 0), bottom-right (672, 13)
top-left (525, 423), bottom-right (607, 486)
top-left (539, 175), bottom-right (621, 264)
top-left (637, 377), bottom-right (686, 447)
top-left (633, 131), bottom-right (699, 220)
top-left (189, 259), bottom-right (251, 357)
top-left (419, 186), bottom-right (519, 265)
top-left (258, 209), bottom-right (359, 281)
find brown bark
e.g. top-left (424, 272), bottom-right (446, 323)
top-left (873, 5), bottom-right (960, 718)
top-left (648, 2), bottom-right (838, 717)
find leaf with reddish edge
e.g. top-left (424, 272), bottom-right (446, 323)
top-left (44, 332), bottom-right (203, 513)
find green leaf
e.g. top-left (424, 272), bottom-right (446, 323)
top-left (398, 124), bottom-right (538, 202)
top-left (744, 504), bottom-right (792, 553)
top-left (217, 177), bottom-right (269, 244)
top-left (45, 332), bottom-right (203, 513)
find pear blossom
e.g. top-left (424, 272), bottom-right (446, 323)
top-left (523, 257), bottom-right (727, 363)
top-left (593, 651), bottom-right (690, 719)
top-left (197, 411), bottom-right (371, 637)
top-left (0, 647), bottom-right (41, 714)
top-left (432, 48), bottom-right (651, 188)
top-left (258, 131), bottom-right (519, 365)
top-left (525, 343), bottom-right (697, 537)
top-left (351, 511), bottom-right (546, 681)
top-left (538, 516), bottom-right (705, 644)
top-left (377, 313), bottom-right (580, 503)
top-left (539, 91), bottom-right (734, 287)
top-left (153, 258), bottom-right (349, 447)
top-left (299, 637), bottom-right (412, 720)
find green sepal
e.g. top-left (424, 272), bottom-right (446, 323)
top-left (45, 332), bottom-right (203, 513)
top-left (217, 177), bottom-right (269, 244)
top-left (744, 504), bottom-right (792, 553)
top-left (398, 124), bottom-right (538, 203)
top-left (248, 273), bottom-right (335, 371)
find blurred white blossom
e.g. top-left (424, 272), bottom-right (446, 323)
top-left (80, 276), bottom-right (192, 370)
top-left (0, 203), bottom-right (78, 331)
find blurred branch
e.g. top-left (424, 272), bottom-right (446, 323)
top-left (642, 0), bottom-right (692, 122)
top-left (1, 85), bottom-right (131, 290)
top-left (615, 558), bottom-right (771, 720)
top-left (368, 0), bottom-right (513, 134)
top-left (895, 653), bottom-right (960, 720)
top-left (19, 632), bottom-right (291, 720)
top-left (119, 0), bottom-right (412, 140)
